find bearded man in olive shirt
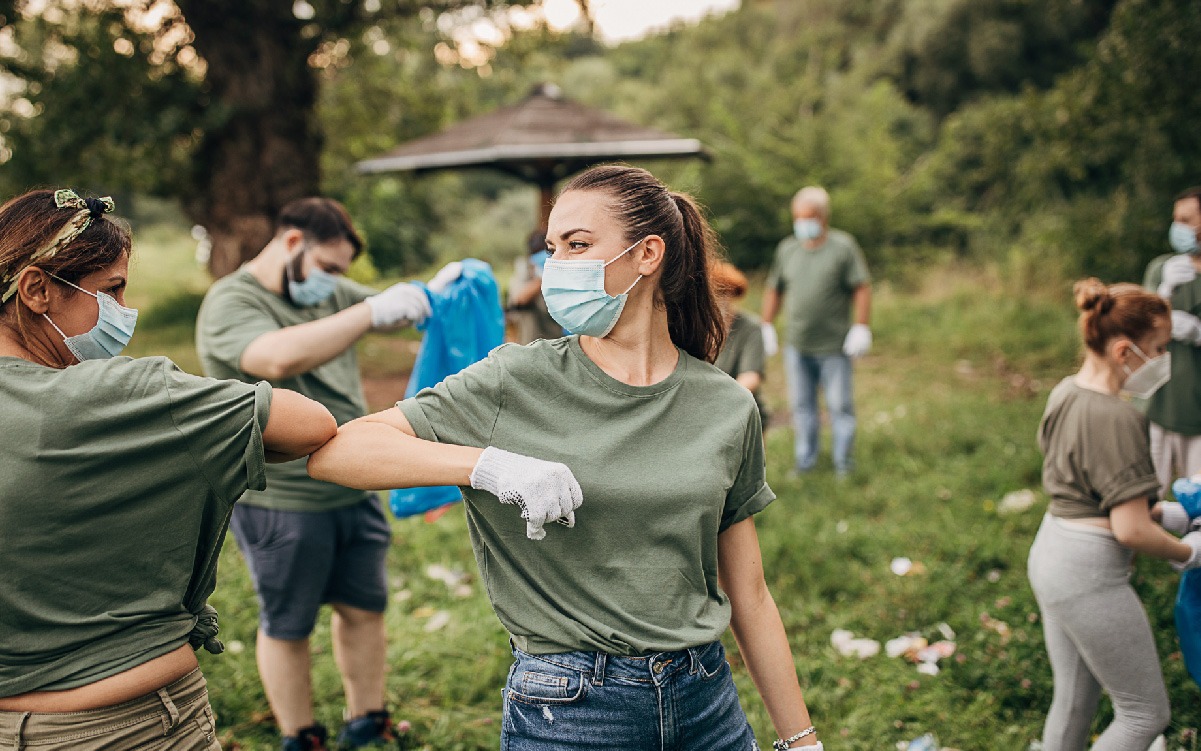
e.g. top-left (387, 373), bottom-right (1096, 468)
top-left (196, 198), bottom-right (457, 751)
top-left (762, 186), bottom-right (872, 477)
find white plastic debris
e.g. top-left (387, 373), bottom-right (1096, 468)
top-left (890, 557), bottom-right (913, 576)
top-left (423, 610), bottom-right (452, 632)
top-left (998, 489), bottom-right (1037, 515)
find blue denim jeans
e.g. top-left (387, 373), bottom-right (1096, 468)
top-left (782, 347), bottom-right (856, 473)
top-left (501, 641), bottom-right (759, 751)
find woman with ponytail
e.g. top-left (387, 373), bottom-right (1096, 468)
top-left (1029, 278), bottom-right (1201, 750)
top-left (311, 165), bottom-right (821, 750)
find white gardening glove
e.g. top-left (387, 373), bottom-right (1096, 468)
top-left (469, 447), bottom-right (583, 540)
top-left (1157, 502), bottom-right (1192, 535)
top-left (1171, 310), bottom-right (1201, 346)
top-left (1159, 254), bottom-right (1197, 298)
top-left (1172, 531), bottom-right (1201, 572)
top-left (427, 261), bottom-right (463, 295)
top-left (365, 282), bottom-right (431, 329)
top-left (760, 321), bottom-right (779, 357)
top-left (842, 323), bottom-right (872, 358)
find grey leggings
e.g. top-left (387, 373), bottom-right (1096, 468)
top-left (1027, 514), bottom-right (1171, 750)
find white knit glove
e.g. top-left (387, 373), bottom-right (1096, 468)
top-left (469, 447), bottom-right (583, 540)
top-left (365, 282), bottom-right (431, 329)
top-left (1171, 310), bottom-right (1201, 346)
top-left (842, 323), bottom-right (872, 358)
top-left (427, 261), bottom-right (463, 294)
top-left (1159, 254), bottom-right (1197, 298)
top-left (760, 322), bottom-right (779, 357)
top-left (1157, 502), bottom-right (1192, 535)
top-left (1173, 531), bottom-right (1201, 572)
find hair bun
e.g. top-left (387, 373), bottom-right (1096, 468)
top-left (1073, 277), bottom-right (1113, 314)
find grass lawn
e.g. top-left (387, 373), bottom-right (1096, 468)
top-left (123, 223), bottom-right (1200, 750)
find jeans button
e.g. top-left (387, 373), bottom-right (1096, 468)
top-left (652, 662), bottom-right (664, 674)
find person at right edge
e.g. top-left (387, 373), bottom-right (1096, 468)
top-left (1028, 278), bottom-right (1201, 751)
top-left (1143, 186), bottom-right (1201, 496)
top-left (761, 185), bottom-right (871, 478)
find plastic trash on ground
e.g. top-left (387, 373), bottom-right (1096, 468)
top-left (830, 628), bottom-right (881, 659)
top-left (998, 489), bottom-right (1037, 515)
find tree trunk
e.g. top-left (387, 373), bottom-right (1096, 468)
top-left (174, 1), bottom-right (324, 278)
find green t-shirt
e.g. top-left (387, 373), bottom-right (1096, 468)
top-left (0, 356), bottom-right (270, 697)
top-left (1144, 255), bottom-right (1201, 435)
top-left (1038, 377), bottom-right (1160, 519)
top-left (766, 229), bottom-right (870, 355)
top-left (398, 336), bottom-right (775, 656)
top-left (196, 267), bottom-right (374, 511)
top-left (714, 311), bottom-right (769, 428)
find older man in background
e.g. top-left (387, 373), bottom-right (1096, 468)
top-left (762, 186), bottom-right (872, 477)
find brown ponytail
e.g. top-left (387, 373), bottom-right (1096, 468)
top-left (1073, 277), bottom-right (1169, 354)
top-left (558, 165), bottom-right (726, 362)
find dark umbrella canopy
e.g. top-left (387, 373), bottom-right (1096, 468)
top-left (357, 83), bottom-right (709, 226)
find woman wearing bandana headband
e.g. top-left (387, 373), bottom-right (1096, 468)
top-left (1029, 278), bottom-right (1201, 750)
top-left (0, 189), bottom-right (338, 749)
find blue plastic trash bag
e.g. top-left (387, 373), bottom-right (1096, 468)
top-left (1171, 476), bottom-right (1201, 689)
top-left (388, 259), bottom-right (504, 519)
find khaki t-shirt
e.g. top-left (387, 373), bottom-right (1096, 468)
top-left (1039, 377), bottom-right (1160, 519)
top-left (1144, 255), bottom-right (1201, 435)
top-left (767, 229), bottom-right (870, 355)
top-left (398, 337), bottom-right (774, 656)
top-left (0, 356), bottom-right (270, 696)
top-left (196, 267), bottom-right (373, 512)
top-left (714, 311), bottom-right (769, 428)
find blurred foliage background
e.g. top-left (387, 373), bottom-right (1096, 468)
top-left (2, 0), bottom-right (1198, 283)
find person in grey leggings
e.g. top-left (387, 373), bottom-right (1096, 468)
top-left (1029, 278), bottom-right (1201, 750)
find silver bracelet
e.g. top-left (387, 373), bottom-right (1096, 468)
top-left (773, 726), bottom-right (818, 750)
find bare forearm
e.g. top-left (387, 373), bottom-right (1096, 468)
top-left (242, 303), bottom-right (373, 380)
top-left (730, 587), bottom-right (817, 746)
top-left (736, 372), bottom-right (762, 392)
top-left (307, 419), bottom-right (483, 490)
top-left (853, 284), bottom-right (871, 326)
top-left (1118, 524), bottom-right (1192, 562)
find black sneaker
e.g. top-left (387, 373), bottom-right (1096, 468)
top-left (336, 709), bottom-right (400, 749)
top-left (282, 723), bottom-right (330, 751)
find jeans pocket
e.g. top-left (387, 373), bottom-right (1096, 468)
top-left (695, 641), bottom-right (729, 681)
top-left (506, 655), bottom-right (587, 706)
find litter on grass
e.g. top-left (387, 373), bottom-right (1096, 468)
top-left (998, 489), bottom-right (1037, 515)
top-left (830, 629), bottom-right (881, 659)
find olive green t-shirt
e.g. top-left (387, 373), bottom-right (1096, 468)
top-left (767, 229), bottom-right (870, 355)
top-left (398, 337), bottom-right (775, 656)
top-left (0, 356), bottom-right (270, 697)
top-left (1143, 255), bottom-right (1201, 435)
top-left (1038, 377), bottom-right (1160, 519)
top-left (196, 267), bottom-right (374, 511)
top-left (714, 311), bottom-right (769, 428)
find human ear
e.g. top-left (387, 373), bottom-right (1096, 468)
top-left (15, 267), bottom-right (53, 315)
top-left (637, 235), bottom-right (666, 276)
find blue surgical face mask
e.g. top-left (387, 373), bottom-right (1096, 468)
top-left (287, 249), bottom-right (339, 307)
top-left (794, 218), bottom-right (823, 241)
top-left (42, 275), bottom-right (138, 361)
top-left (540, 238), bottom-right (644, 338)
top-left (1170, 222), bottom-right (1199, 255)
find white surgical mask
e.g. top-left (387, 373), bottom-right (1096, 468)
top-left (1121, 342), bottom-right (1171, 399)
top-left (42, 275), bottom-right (138, 361)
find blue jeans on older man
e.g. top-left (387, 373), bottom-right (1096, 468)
top-left (783, 346), bottom-right (856, 474)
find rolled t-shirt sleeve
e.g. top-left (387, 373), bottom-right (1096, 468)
top-left (1090, 409), bottom-right (1161, 511)
top-left (720, 407), bottom-right (775, 531)
top-left (163, 362), bottom-right (272, 502)
top-left (737, 322), bottom-right (766, 377)
top-left (397, 348), bottom-right (506, 448)
top-left (197, 287), bottom-right (281, 377)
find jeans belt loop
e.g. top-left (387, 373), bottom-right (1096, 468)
top-left (592, 652), bottom-right (607, 686)
top-left (157, 686), bottom-right (181, 734)
top-left (13, 712), bottom-right (30, 751)
top-left (687, 646), bottom-right (700, 676)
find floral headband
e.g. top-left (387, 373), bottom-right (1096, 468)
top-left (1, 189), bottom-right (115, 304)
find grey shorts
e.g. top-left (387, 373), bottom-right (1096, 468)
top-left (230, 496), bottom-right (392, 640)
